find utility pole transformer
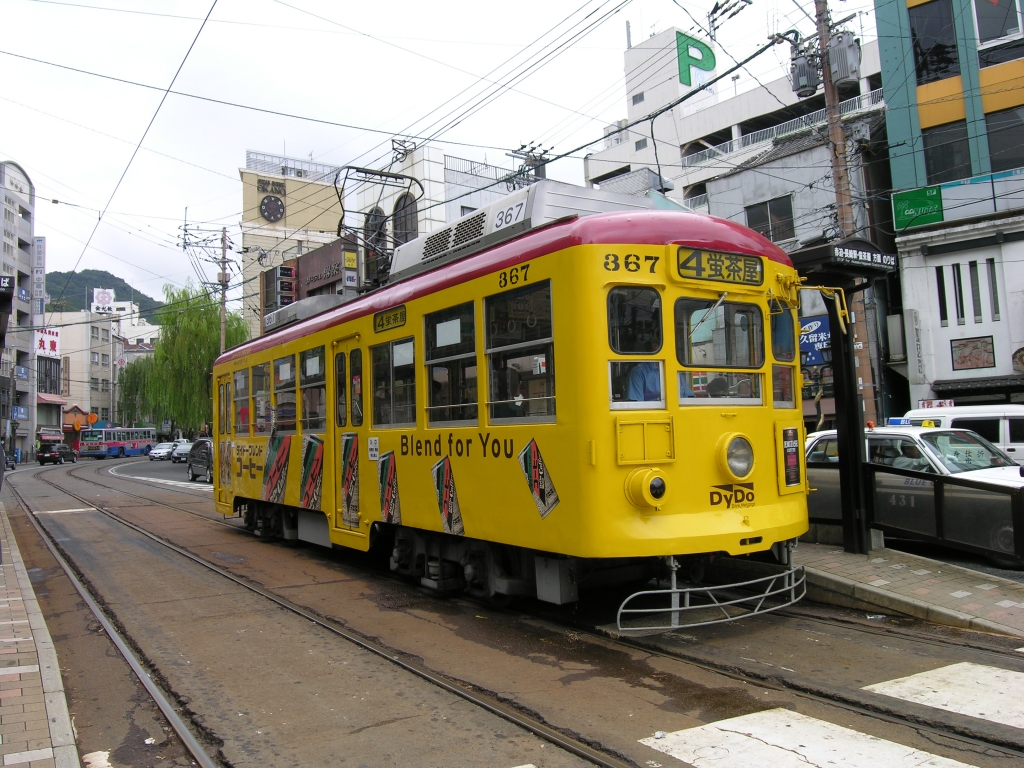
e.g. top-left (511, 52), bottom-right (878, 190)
top-left (219, 227), bottom-right (228, 355)
top-left (815, 0), bottom-right (856, 239)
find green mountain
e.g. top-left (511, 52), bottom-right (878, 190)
top-left (44, 270), bottom-right (164, 318)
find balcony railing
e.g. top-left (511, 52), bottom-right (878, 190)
top-left (682, 88), bottom-right (886, 169)
top-left (683, 193), bottom-right (708, 210)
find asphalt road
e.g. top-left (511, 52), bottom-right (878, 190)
top-left (4, 458), bottom-right (1024, 768)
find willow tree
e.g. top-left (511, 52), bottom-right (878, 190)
top-left (120, 284), bottom-right (248, 433)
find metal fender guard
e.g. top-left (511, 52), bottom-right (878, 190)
top-left (616, 563), bottom-right (806, 632)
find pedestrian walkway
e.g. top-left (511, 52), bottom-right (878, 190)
top-left (795, 541), bottom-right (1024, 637)
top-left (0, 503), bottom-right (78, 768)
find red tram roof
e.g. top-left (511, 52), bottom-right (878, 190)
top-left (219, 210), bottom-right (792, 365)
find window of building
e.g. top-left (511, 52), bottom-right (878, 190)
top-left (936, 266), bottom-right (949, 326)
top-left (635, 138), bottom-right (648, 151)
top-left (632, 91), bottom-right (645, 105)
top-left (90, 378), bottom-right (99, 391)
top-left (485, 281), bottom-right (555, 422)
top-left (299, 346), bottom-right (326, 432)
top-left (922, 120), bottom-right (971, 183)
top-left (745, 196), bottom-right (795, 242)
top-left (234, 369), bottom-right (249, 435)
top-left (393, 194), bottom-right (418, 247)
top-left (91, 326), bottom-right (99, 340)
top-left (101, 354), bottom-right (109, 367)
top-left (101, 408), bottom-right (109, 420)
top-left (952, 263), bottom-right (966, 325)
top-left (335, 353), bottom-right (347, 428)
top-left (252, 363), bottom-right (270, 433)
top-left (987, 257), bottom-right (1001, 320)
top-left (101, 379), bottom-right (109, 392)
top-left (350, 349), bottom-right (363, 427)
top-left (273, 355), bottom-right (297, 434)
top-left (371, 339), bottom-right (416, 427)
top-left (608, 287), bottom-right (662, 354)
top-left (985, 105), bottom-right (1024, 172)
top-left (969, 261), bottom-right (983, 322)
top-left (90, 407), bottom-right (99, 415)
top-left (460, 206), bottom-right (477, 217)
top-left (425, 302), bottom-right (477, 425)
top-left (909, 0), bottom-right (961, 85)
top-left (101, 328), bottom-right (109, 342)
top-left (975, 0), bottom-right (1020, 44)
top-left (675, 298), bottom-right (764, 368)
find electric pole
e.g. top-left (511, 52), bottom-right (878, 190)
top-left (219, 227), bottom-right (228, 355)
top-left (815, 0), bottom-right (856, 239)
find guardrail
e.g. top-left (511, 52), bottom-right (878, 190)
top-left (806, 460), bottom-right (1024, 565)
top-left (681, 88), bottom-right (885, 168)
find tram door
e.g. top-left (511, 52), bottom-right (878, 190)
top-left (331, 344), bottom-right (365, 536)
top-left (216, 375), bottom-right (232, 504)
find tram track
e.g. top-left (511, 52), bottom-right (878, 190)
top-left (8, 463), bottom-right (636, 768)
top-left (14, 462), bottom-right (1024, 763)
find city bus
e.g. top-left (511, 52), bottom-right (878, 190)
top-left (79, 428), bottom-right (157, 458)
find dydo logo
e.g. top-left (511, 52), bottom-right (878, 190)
top-left (710, 483), bottom-right (755, 509)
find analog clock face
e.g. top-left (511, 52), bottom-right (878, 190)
top-left (260, 195), bottom-right (285, 222)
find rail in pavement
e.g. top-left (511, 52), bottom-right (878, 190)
top-left (0, 502), bottom-right (78, 768)
top-left (796, 541), bottom-right (1024, 638)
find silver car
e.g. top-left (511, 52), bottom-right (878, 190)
top-left (170, 442), bottom-right (193, 463)
top-left (148, 442), bottom-right (175, 461)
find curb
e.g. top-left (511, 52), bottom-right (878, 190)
top-left (804, 566), bottom-right (1024, 638)
top-left (0, 503), bottom-right (81, 768)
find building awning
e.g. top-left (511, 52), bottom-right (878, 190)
top-left (931, 374), bottom-right (1024, 394)
top-left (37, 393), bottom-right (67, 406)
top-left (38, 433), bottom-right (63, 442)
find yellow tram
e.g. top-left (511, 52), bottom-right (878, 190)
top-left (213, 182), bottom-right (808, 620)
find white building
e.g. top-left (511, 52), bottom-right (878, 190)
top-left (50, 311), bottom-right (125, 425)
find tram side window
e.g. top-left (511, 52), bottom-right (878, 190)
top-left (371, 338), bottom-right (416, 427)
top-left (252, 363), bottom-right (270, 433)
top-left (273, 355), bottom-right (297, 434)
top-left (234, 370), bottom-right (250, 436)
top-left (769, 300), bottom-right (796, 362)
top-left (350, 349), bottom-right (363, 427)
top-left (218, 385), bottom-right (225, 435)
top-left (300, 346), bottom-right (327, 432)
top-left (224, 381), bottom-right (232, 435)
top-left (425, 302), bottom-right (478, 425)
top-left (485, 281), bottom-right (555, 422)
top-left (335, 353), bottom-right (347, 428)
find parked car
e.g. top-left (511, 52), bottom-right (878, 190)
top-left (149, 442), bottom-right (175, 461)
top-left (170, 442), bottom-right (193, 463)
top-left (186, 438), bottom-right (213, 483)
top-left (903, 405), bottom-right (1024, 464)
top-left (38, 443), bottom-right (78, 466)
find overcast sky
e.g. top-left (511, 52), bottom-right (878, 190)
top-left (1, 0), bottom-right (876, 309)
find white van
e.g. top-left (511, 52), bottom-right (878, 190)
top-left (902, 405), bottom-right (1024, 464)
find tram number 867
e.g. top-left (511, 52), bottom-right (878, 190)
top-left (604, 253), bottom-right (660, 273)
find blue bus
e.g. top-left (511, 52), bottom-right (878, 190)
top-left (79, 428), bottom-right (156, 459)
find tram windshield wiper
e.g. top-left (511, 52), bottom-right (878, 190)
top-left (689, 292), bottom-right (728, 339)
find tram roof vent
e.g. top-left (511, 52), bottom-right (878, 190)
top-left (387, 179), bottom-right (672, 284)
top-left (263, 293), bottom-right (352, 335)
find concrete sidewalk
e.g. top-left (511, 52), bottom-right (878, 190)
top-left (796, 541), bottom-right (1024, 638)
top-left (0, 503), bottom-right (78, 768)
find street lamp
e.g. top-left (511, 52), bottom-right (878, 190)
top-left (802, 345), bottom-right (832, 430)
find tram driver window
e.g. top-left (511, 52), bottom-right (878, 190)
top-left (675, 298), bottom-right (764, 405)
top-left (273, 355), bottom-right (297, 434)
top-left (425, 302), bottom-right (478, 425)
top-left (252, 363), bottom-right (270, 433)
top-left (234, 370), bottom-right (250, 436)
top-left (300, 346), bottom-right (326, 432)
top-left (608, 287), bottom-right (664, 407)
top-left (485, 281), bottom-right (555, 422)
top-left (371, 338), bottom-right (416, 427)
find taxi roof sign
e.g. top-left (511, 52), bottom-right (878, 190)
top-left (887, 417), bottom-right (912, 426)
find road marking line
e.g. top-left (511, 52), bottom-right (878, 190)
top-left (640, 709), bottom-right (975, 767)
top-left (108, 467), bottom-right (213, 491)
top-left (864, 662), bottom-right (1024, 730)
top-left (33, 508), bottom-right (95, 515)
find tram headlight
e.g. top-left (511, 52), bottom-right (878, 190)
top-left (625, 467), bottom-right (669, 510)
top-left (718, 433), bottom-right (755, 480)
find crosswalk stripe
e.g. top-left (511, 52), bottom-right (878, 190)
top-left (639, 709), bottom-right (976, 768)
top-left (863, 662), bottom-right (1024, 730)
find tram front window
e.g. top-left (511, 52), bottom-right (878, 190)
top-left (675, 298), bottom-right (764, 367)
top-left (486, 281), bottom-right (555, 422)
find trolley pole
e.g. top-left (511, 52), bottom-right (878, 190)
top-left (815, 0), bottom-right (856, 239)
top-left (219, 227), bottom-right (228, 355)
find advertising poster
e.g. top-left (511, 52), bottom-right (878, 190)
top-left (262, 434), bottom-right (291, 503)
top-left (430, 456), bottom-right (464, 535)
top-left (517, 439), bottom-right (559, 518)
top-left (300, 434), bottom-right (324, 510)
top-left (340, 433), bottom-right (360, 527)
top-left (377, 451), bottom-right (402, 525)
